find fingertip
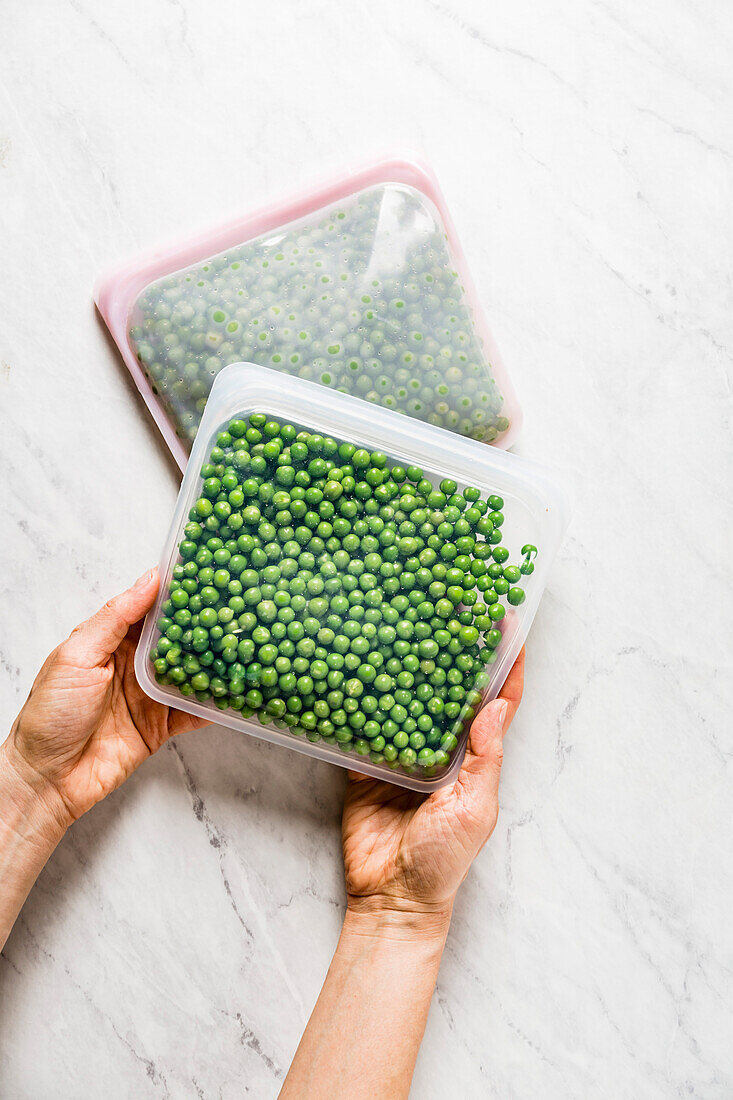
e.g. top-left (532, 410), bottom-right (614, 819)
top-left (498, 647), bottom-right (525, 723)
top-left (468, 697), bottom-right (509, 757)
top-left (167, 711), bottom-right (210, 741)
top-left (124, 567), bottom-right (160, 615)
top-left (132, 566), bottom-right (159, 597)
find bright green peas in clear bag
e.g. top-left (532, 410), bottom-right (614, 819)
top-left (153, 410), bottom-right (536, 776)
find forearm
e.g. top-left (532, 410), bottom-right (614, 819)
top-left (0, 741), bottom-right (67, 950)
top-left (280, 903), bottom-right (452, 1100)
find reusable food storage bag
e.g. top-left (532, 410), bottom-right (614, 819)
top-left (96, 157), bottom-right (522, 471)
top-left (136, 365), bottom-right (566, 791)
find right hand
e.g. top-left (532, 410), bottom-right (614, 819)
top-left (341, 648), bottom-right (525, 919)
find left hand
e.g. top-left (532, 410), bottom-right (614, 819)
top-left (1, 568), bottom-right (207, 832)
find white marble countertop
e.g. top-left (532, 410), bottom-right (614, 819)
top-left (1, 1), bottom-right (731, 1096)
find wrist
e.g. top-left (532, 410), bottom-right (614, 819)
top-left (343, 896), bottom-right (453, 946)
top-left (335, 901), bottom-right (451, 1009)
top-left (0, 735), bottom-right (68, 952)
top-left (0, 736), bottom-right (70, 850)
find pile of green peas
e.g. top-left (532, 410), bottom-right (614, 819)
top-left (150, 413), bottom-right (537, 777)
top-left (129, 184), bottom-right (509, 455)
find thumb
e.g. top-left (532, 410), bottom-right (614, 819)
top-left (457, 698), bottom-right (510, 820)
top-left (63, 568), bottom-right (159, 668)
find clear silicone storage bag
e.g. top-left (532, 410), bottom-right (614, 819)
top-left (96, 156), bottom-right (522, 471)
top-left (135, 364), bottom-right (566, 792)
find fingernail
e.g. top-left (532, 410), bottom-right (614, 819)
top-left (133, 568), bottom-right (154, 590)
top-left (496, 700), bottom-right (509, 730)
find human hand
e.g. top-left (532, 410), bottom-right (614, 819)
top-left (342, 648), bottom-right (524, 920)
top-left (281, 651), bottom-right (524, 1098)
top-left (1, 568), bottom-right (207, 833)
